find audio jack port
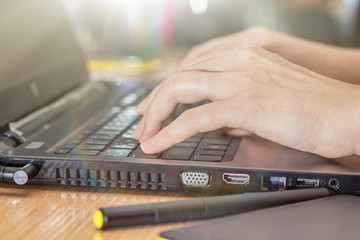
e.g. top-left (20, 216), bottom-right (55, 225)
top-left (328, 178), bottom-right (340, 190)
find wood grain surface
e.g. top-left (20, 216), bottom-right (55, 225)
top-left (0, 183), bottom-right (196, 240)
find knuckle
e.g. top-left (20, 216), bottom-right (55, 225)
top-left (145, 109), bottom-right (160, 122)
top-left (145, 106), bottom-right (164, 124)
top-left (247, 26), bottom-right (274, 42)
top-left (189, 45), bottom-right (202, 55)
top-left (236, 45), bottom-right (256, 59)
top-left (163, 71), bottom-right (186, 92)
top-left (180, 108), bottom-right (200, 127)
top-left (221, 100), bottom-right (240, 127)
top-left (155, 124), bottom-right (181, 147)
top-left (158, 128), bottom-right (172, 143)
top-left (237, 45), bottom-right (263, 61)
top-left (247, 25), bottom-right (268, 34)
top-left (240, 44), bottom-right (259, 52)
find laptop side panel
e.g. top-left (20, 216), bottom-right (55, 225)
top-left (1, 155), bottom-right (360, 194)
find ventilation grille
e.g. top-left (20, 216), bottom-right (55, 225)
top-left (55, 168), bottom-right (167, 190)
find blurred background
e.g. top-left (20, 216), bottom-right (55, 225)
top-left (60, 0), bottom-right (360, 63)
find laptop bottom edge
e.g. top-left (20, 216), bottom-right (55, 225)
top-left (1, 156), bottom-right (359, 195)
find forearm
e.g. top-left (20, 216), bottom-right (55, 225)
top-left (271, 34), bottom-right (360, 84)
top-left (354, 94), bottom-right (360, 156)
top-left (179, 26), bottom-right (360, 84)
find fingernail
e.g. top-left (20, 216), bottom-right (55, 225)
top-left (140, 138), bottom-right (155, 154)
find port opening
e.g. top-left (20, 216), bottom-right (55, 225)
top-left (295, 178), bottom-right (320, 188)
top-left (328, 178), bottom-right (340, 189)
top-left (261, 176), bottom-right (286, 191)
top-left (222, 173), bottom-right (250, 185)
top-left (180, 171), bottom-right (210, 187)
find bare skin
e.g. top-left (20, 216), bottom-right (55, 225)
top-left (132, 27), bottom-right (360, 158)
top-left (179, 26), bottom-right (360, 84)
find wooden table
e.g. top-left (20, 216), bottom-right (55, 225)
top-left (0, 183), bottom-right (195, 240)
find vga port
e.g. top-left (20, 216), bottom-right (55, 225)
top-left (181, 171), bottom-right (210, 187)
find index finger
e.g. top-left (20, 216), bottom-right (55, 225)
top-left (140, 101), bottom-right (229, 154)
top-left (136, 84), bottom-right (161, 115)
top-left (139, 71), bottom-right (236, 142)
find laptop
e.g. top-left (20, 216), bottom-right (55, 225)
top-left (1, 0), bottom-right (360, 195)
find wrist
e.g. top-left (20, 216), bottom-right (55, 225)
top-left (264, 32), bottom-right (307, 66)
top-left (346, 85), bottom-right (360, 156)
top-left (320, 80), bottom-right (360, 158)
top-left (355, 91), bottom-right (360, 156)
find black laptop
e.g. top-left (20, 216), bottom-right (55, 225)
top-left (1, 0), bottom-right (360, 194)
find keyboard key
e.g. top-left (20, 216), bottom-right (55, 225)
top-left (83, 139), bottom-right (112, 145)
top-left (62, 142), bottom-right (78, 149)
top-left (184, 137), bottom-right (202, 143)
top-left (161, 147), bottom-right (195, 160)
top-left (121, 132), bottom-right (134, 139)
top-left (106, 122), bottom-right (129, 127)
top-left (91, 134), bottom-right (117, 140)
top-left (193, 155), bottom-right (222, 162)
top-left (131, 148), bottom-right (159, 159)
top-left (96, 129), bottom-right (122, 135)
top-left (204, 138), bottom-right (231, 145)
top-left (101, 149), bottom-right (132, 157)
top-left (120, 93), bottom-right (139, 106)
top-left (108, 106), bottom-right (122, 114)
top-left (197, 150), bottom-right (225, 156)
top-left (110, 143), bottom-right (137, 149)
top-left (202, 145), bottom-right (228, 151)
top-left (101, 126), bottom-right (125, 131)
top-left (78, 144), bottom-right (106, 151)
top-left (55, 148), bottom-right (71, 154)
top-left (193, 133), bottom-right (205, 138)
top-left (205, 132), bottom-right (222, 138)
top-left (71, 150), bottom-right (100, 156)
top-left (174, 142), bottom-right (198, 148)
top-left (113, 138), bottom-right (139, 144)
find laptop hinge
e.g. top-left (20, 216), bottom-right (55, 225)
top-left (8, 81), bottom-right (108, 141)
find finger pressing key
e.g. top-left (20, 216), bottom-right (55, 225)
top-left (136, 84), bottom-right (161, 115)
top-left (139, 71), bottom-right (233, 143)
top-left (141, 102), bottom-right (228, 154)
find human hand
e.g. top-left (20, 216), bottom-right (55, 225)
top-left (178, 26), bottom-right (282, 68)
top-left (179, 26), bottom-right (360, 84)
top-left (133, 46), bottom-right (360, 158)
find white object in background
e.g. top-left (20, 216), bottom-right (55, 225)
top-left (190, 0), bottom-right (208, 15)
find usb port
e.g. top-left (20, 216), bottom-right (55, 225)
top-left (295, 178), bottom-right (320, 188)
top-left (223, 173), bottom-right (250, 185)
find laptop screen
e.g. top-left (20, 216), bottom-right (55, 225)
top-left (0, 0), bottom-right (88, 130)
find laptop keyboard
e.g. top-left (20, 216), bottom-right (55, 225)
top-left (54, 87), bottom-right (234, 162)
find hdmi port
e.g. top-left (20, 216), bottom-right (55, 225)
top-left (223, 173), bottom-right (250, 185)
